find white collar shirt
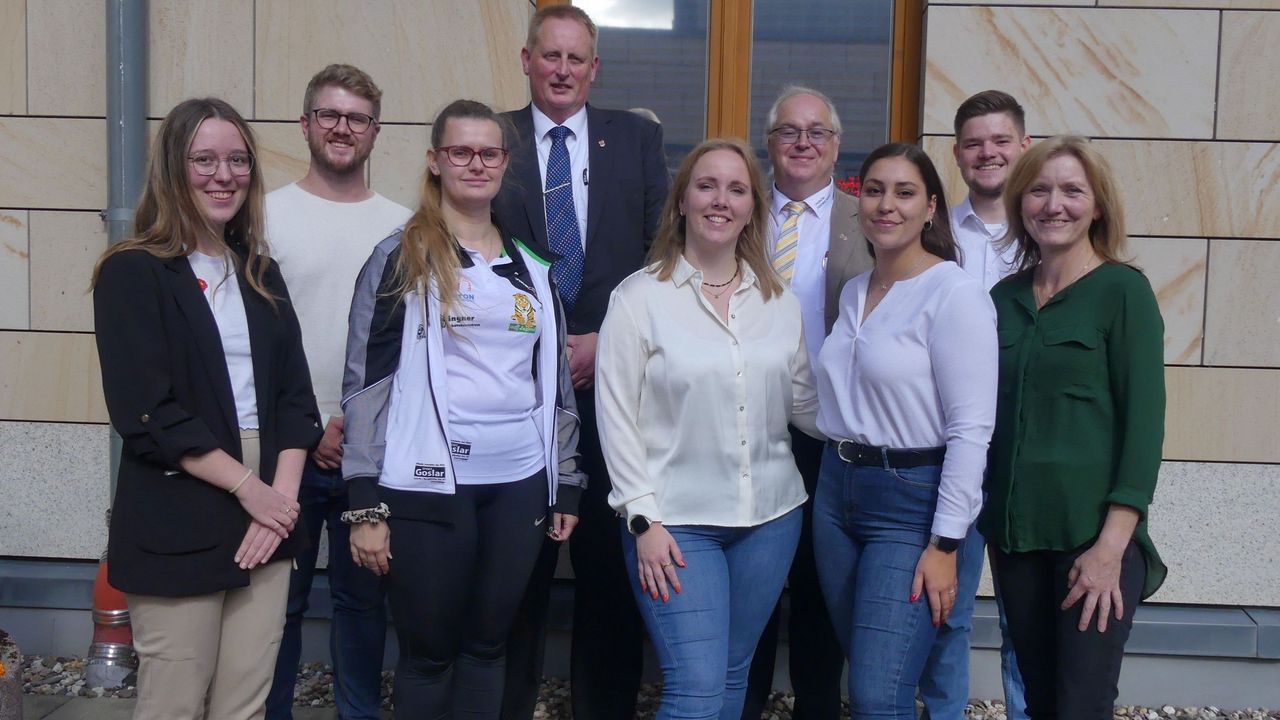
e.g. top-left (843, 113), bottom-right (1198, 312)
top-left (532, 104), bottom-right (590, 249)
top-left (595, 257), bottom-right (820, 529)
top-left (950, 195), bottom-right (1018, 291)
top-left (769, 180), bottom-right (834, 362)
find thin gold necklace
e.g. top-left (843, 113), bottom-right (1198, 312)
top-left (700, 267), bottom-right (739, 300)
top-left (872, 253), bottom-right (930, 292)
top-left (1035, 256), bottom-right (1096, 308)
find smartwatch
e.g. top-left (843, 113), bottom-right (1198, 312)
top-left (929, 533), bottom-right (962, 553)
top-left (629, 515), bottom-right (652, 536)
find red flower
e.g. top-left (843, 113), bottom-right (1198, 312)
top-left (835, 175), bottom-right (861, 197)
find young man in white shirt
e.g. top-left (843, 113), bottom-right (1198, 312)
top-left (265, 64), bottom-right (412, 720)
top-left (919, 89), bottom-right (1032, 720)
top-left (743, 85), bottom-right (873, 720)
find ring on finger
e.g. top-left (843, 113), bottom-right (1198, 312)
top-left (661, 561), bottom-right (673, 568)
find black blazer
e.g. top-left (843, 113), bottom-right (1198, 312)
top-left (494, 104), bottom-right (669, 335)
top-left (94, 247), bottom-right (321, 597)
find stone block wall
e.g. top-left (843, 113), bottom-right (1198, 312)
top-left (0, 0), bottom-right (533, 559)
top-left (920, 0), bottom-right (1280, 606)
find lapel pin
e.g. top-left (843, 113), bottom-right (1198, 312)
top-left (597, 139), bottom-right (606, 147)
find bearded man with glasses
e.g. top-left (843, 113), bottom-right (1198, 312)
top-left (741, 85), bottom-right (874, 720)
top-left (264, 64), bottom-right (412, 720)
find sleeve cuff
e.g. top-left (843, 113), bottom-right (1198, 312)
top-left (1105, 489), bottom-right (1151, 521)
top-left (552, 484), bottom-right (582, 516)
top-left (347, 476), bottom-right (381, 511)
top-left (621, 495), bottom-right (662, 529)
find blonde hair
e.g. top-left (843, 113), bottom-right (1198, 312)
top-left (391, 100), bottom-right (511, 321)
top-left (91, 97), bottom-right (273, 305)
top-left (1001, 135), bottom-right (1129, 272)
top-left (647, 138), bottom-right (783, 300)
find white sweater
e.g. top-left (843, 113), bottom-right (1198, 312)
top-left (266, 183), bottom-right (412, 424)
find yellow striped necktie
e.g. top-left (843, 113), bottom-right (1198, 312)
top-left (772, 201), bottom-right (808, 282)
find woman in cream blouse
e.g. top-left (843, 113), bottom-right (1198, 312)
top-left (596, 137), bottom-right (820, 720)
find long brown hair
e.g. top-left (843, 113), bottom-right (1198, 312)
top-left (91, 97), bottom-right (273, 304)
top-left (1001, 135), bottom-right (1130, 272)
top-left (391, 100), bottom-right (512, 319)
top-left (857, 142), bottom-right (957, 263)
top-left (647, 137), bottom-right (783, 300)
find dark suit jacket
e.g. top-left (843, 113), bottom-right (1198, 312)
top-left (94, 247), bottom-right (321, 597)
top-left (493, 103), bottom-right (669, 335)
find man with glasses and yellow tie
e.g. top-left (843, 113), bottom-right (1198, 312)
top-left (264, 64), bottom-right (412, 720)
top-left (742, 85), bottom-right (873, 720)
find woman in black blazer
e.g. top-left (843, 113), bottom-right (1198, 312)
top-left (91, 97), bottom-right (321, 720)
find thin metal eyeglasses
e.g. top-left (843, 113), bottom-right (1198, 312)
top-left (311, 108), bottom-right (376, 134)
top-left (769, 126), bottom-right (837, 146)
top-left (436, 145), bottom-right (510, 168)
top-left (187, 153), bottom-right (254, 176)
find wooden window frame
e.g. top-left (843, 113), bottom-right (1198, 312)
top-left (540, 0), bottom-right (923, 143)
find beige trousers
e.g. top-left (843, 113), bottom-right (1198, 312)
top-left (127, 430), bottom-right (291, 720)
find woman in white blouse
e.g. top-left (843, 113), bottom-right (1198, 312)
top-left (596, 137), bottom-right (819, 720)
top-left (812, 142), bottom-right (997, 720)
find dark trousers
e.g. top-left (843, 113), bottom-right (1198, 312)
top-left (267, 463), bottom-right (386, 720)
top-left (742, 428), bottom-right (845, 720)
top-left (501, 390), bottom-right (646, 720)
top-left (991, 541), bottom-right (1146, 720)
top-left (386, 471), bottom-right (548, 719)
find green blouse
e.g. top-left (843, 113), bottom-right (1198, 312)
top-left (981, 262), bottom-right (1167, 599)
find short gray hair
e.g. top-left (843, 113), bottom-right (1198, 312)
top-left (763, 85), bottom-right (842, 143)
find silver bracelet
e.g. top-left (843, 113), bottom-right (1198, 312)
top-left (340, 502), bottom-right (391, 525)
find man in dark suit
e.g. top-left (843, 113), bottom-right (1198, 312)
top-left (493, 6), bottom-right (669, 720)
top-left (742, 85), bottom-right (874, 720)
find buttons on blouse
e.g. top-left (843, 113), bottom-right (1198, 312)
top-left (140, 413), bottom-right (150, 423)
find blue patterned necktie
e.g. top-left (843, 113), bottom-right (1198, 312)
top-left (544, 125), bottom-right (585, 310)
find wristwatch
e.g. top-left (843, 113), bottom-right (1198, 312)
top-left (929, 533), bottom-right (962, 553)
top-left (629, 515), bottom-right (652, 536)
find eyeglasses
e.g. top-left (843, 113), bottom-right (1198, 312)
top-left (436, 145), bottom-right (510, 168)
top-left (188, 153), bottom-right (254, 176)
top-left (769, 126), bottom-right (837, 146)
top-left (311, 108), bottom-right (376, 134)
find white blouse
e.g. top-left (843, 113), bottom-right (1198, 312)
top-left (815, 261), bottom-right (996, 539)
top-left (187, 250), bottom-right (258, 430)
top-left (596, 257), bottom-right (819, 529)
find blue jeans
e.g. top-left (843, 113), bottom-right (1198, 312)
top-left (919, 523), bottom-right (1027, 720)
top-left (266, 463), bottom-right (387, 720)
top-left (812, 445), bottom-right (942, 720)
top-left (622, 508), bottom-right (802, 720)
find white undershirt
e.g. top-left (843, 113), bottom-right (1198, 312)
top-left (769, 181), bottom-right (834, 363)
top-left (814, 261), bottom-right (997, 538)
top-left (531, 104), bottom-right (590, 249)
top-left (187, 251), bottom-right (258, 429)
top-left (441, 248), bottom-right (546, 484)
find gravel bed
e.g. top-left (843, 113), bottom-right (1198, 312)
top-left (19, 654), bottom-right (1280, 719)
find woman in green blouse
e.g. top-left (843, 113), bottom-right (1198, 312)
top-left (982, 135), bottom-right (1166, 720)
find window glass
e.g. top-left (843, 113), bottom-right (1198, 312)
top-left (749, 0), bottom-right (894, 190)
top-left (578, 0), bottom-right (710, 172)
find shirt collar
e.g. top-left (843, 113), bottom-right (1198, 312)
top-left (532, 104), bottom-right (588, 143)
top-left (671, 254), bottom-right (759, 291)
top-left (951, 194), bottom-right (1005, 237)
top-left (771, 180), bottom-right (834, 222)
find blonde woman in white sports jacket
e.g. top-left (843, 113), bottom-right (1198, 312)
top-left (338, 99), bottom-right (586, 720)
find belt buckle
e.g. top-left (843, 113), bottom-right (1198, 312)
top-left (836, 440), bottom-right (858, 464)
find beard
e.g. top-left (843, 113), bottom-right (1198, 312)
top-left (308, 131), bottom-right (372, 177)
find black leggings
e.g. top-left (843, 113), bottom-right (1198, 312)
top-left (991, 541), bottom-right (1146, 720)
top-left (384, 470), bottom-right (549, 720)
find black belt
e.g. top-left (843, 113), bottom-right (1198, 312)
top-left (826, 439), bottom-right (945, 468)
